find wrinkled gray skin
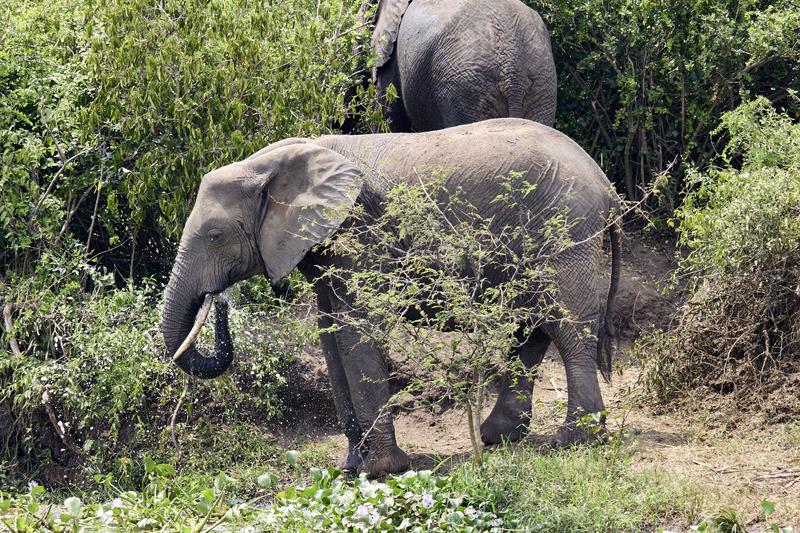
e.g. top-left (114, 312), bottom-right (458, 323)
top-left (371, 0), bottom-right (557, 131)
top-left (162, 119), bottom-right (620, 477)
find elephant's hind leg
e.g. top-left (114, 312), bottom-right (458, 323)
top-left (481, 328), bottom-right (550, 445)
top-left (542, 247), bottom-right (608, 447)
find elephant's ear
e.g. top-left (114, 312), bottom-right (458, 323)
top-left (247, 137), bottom-right (309, 160)
top-left (372, 0), bottom-right (411, 69)
top-left (250, 144), bottom-right (364, 281)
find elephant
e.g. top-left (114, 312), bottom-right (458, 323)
top-left (357, 0), bottom-right (557, 131)
top-left (162, 118), bottom-right (621, 477)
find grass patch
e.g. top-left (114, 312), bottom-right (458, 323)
top-left (452, 443), bottom-right (701, 532)
top-left (2, 441), bottom-right (703, 531)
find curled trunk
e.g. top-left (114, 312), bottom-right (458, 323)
top-left (162, 269), bottom-right (233, 379)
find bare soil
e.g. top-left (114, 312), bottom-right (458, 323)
top-left (273, 229), bottom-right (800, 529)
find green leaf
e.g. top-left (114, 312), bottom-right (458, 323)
top-left (64, 496), bottom-right (82, 516)
top-left (285, 450), bottom-right (300, 466)
top-left (258, 473), bottom-right (277, 489)
top-left (762, 499), bottom-right (776, 517)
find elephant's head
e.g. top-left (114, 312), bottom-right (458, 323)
top-left (162, 142), bottom-right (363, 378)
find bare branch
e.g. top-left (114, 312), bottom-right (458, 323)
top-left (41, 388), bottom-right (84, 459)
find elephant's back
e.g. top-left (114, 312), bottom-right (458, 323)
top-left (317, 119), bottom-right (615, 214)
top-left (432, 119), bottom-right (613, 209)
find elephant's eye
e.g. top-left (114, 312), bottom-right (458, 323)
top-left (207, 229), bottom-right (223, 242)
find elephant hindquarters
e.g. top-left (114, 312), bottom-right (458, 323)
top-left (395, 0), bottom-right (557, 130)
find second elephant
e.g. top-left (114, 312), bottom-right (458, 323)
top-left (370, 0), bottom-right (557, 130)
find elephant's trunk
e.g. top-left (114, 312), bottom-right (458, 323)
top-left (162, 263), bottom-right (233, 379)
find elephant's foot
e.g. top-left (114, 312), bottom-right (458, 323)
top-left (359, 445), bottom-right (410, 478)
top-left (338, 449), bottom-right (363, 473)
top-left (480, 408), bottom-right (530, 445)
top-left (549, 421), bottom-right (608, 449)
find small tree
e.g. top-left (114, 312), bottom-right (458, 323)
top-left (319, 171), bottom-right (578, 465)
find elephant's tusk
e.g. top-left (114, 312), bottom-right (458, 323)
top-left (173, 294), bottom-right (215, 362)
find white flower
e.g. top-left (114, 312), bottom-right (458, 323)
top-left (96, 508), bottom-right (114, 525)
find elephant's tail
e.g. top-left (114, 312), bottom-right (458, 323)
top-left (597, 218), bottom-right (621, 383)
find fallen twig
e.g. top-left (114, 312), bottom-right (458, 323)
top-left (547, 379), bottom-right (565, 399)
top-left (754, 469), bottom-right (800, 480)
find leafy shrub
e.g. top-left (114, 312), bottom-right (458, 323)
top-left (636, 97), bottom-right (800, 417)
top-left (0, 271), bottom-right (313, 480)
top-left (321, 172), bottom-right (581, 464)
top-left (0, 0), bottom-right (93, 269)
top-left (83, 0), bottom-right (375, 245)
top-left (528, 0), bottom-right (800, 204)
top-left (1, 0), bottom-right (375, 279)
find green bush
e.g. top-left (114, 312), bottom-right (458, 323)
top-left (676, 97), bottom-right (800, 276)
top-left (84, 0), bottom-right (375, 243)
top-left (528, 0), bottom-right (800, 204)
top-left (322, 172), bottom-right (574, 465)
top-left (0, 272), bottom-right (313, 478)
top-left (637, 97), bottom-right (800, 412)
top-left (1, 0), bottom-right (368, 480)
top-left (0, 0), bottom-right (92, 269)
top-left (1, 0), bottom-right (374, 279)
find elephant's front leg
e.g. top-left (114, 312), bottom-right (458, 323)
top-left (313, 285), bottom-right (366, 472)
top-left (317, 315), bottom-right (366, 472)
top-left (333, 326), bottom-right (410, 476)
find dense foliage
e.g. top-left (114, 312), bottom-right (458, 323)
top-left (1, 0), bottom-right (374, 281)
top-left (1, 0), bottom-right (366, 479)
top-left (0, 273), bottom-right (314, 479)
top-left (638, 97), bottom-right (800, 415)
top-left (529, 0), bottom-right (800, 204)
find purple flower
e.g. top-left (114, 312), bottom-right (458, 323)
top-left (355, 504), bottom-right (370, 517)
top-left (421, 492), bottom-right (434, 508)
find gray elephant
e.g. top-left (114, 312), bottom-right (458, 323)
top-left (162, 118), bottom-right (620, 477)
top-left (361, 0), bottom-right (557, 131)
